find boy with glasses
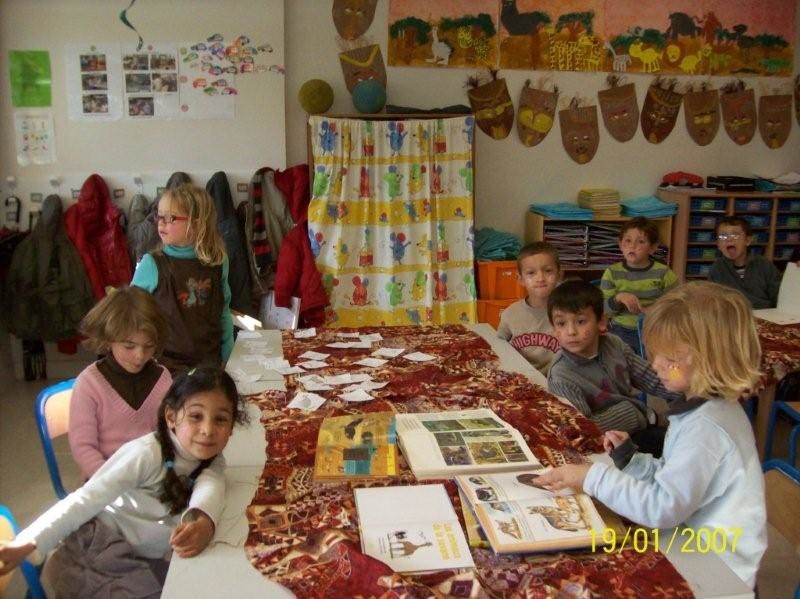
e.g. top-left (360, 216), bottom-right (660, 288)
top-left (709, 216), bottom-right (781, 308)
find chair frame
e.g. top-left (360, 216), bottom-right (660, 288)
top-left (764, 399), bottom-right (800, 466)
top-left (34, 378), bottom-right (76, 500)
top-left (0, 505), bottom-right (46, 599)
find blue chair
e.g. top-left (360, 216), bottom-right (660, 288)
top-left (764, 399), bottom-right (800, 466)
top-left (35, 379), bottom-right (76, 499)
top-left (636, 313), bottom-right (646, 359)
top-left (0, 505), bottom-right (46, 599)
top-left (762, 460), bottom-right (800, 599)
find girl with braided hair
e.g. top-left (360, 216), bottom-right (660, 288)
top-left (0, 367), bottom-right (247, 597)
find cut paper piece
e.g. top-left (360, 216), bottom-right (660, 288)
top-left (342, 381), bottom-right (389, 393)
top-left (276, 365), bottom-right (306, 376)
top-left (9, 50), bottom-right (52, 107)
top-left (339, 388), bottom-right (374, 402)
top-left (468, 77), bottom-right (513, 140)
top-left (235, 380), bottom-right (275, 395)
top-left (759, 94), bottom-right (792, 149)
top-left (359, 333), bottom-right (383, 342)
top-left (641, 79), bottom-right (683, 144)
top-left (684, 88), bottom-right (720, 147)
top-left (294, 328), bottom-right (317, 338)
top-left (326, 340), bottom-right (373, 349)
top-left (237, 331), bottom-right (262, 339)
top-left (323, 373), bottom-right (373, 385)
top-left (299, 350), bottom-right (330, 361)
top-left (298, 375), bottom-right (334, 391)
top-left (241, 355), bottom-right (267, 362)
top-left (227, 367), bottom-right (261, 383)
top-left (372, 347), bottom-right (405, 358)
top-left (339, 45), bottom-right (386, 93)
top-left (517, 80), bottom-right (557, 147)
top-left (559, 104), bottom-right (599, 164)
top-left (336, 332), bottom-right (361, 338)
top-left (721, 86), bottom-right (756, 146)
top-left (403, 351), bottom-right (436, 362)
top-left (598, 78), bottom-right (638, 143)
top-left (297, 360), bottom-right (328, 370)
top-left (288, 392), bottom-right (327, 411)
top-left (332, 0), bottom-right (377, 40)
top-left (260, 357), bottom-right (290, 369)
top-left (234, 312), bottom-right (262, 331)
top-left (354, 357), bottom-right (388, 368)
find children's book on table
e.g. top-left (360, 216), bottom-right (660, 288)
top-left (395, 408), bottom-right (542, 480)
top-left (313, 412), bottom-right (398, 481)
top-left (456, 470), bottom-right (612, 554)
top-left (354, 484), bottom-right (474, 572)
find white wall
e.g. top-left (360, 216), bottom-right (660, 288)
top-left (285, 0), bottom-right (800, 240)
top-left (0, 0), bottom-right (285, 227)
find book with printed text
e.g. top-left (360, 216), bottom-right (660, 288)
top-left (313, 412), bottom-right (398, 481)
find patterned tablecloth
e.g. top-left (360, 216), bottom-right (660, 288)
top-left (243, 325), bottom-right (693, 598)
top-left (756, 320), bottom-right (800, 383)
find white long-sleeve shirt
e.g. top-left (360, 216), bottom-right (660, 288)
top-left (17, 432), bottom-right (226, 559)
top-left (584, 398), bottom-right (766, 588)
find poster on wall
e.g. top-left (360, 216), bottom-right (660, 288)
top-left (9, 50), bottom-right (52, 107)
top-left (65, 44), bottom-right (124, 120)
top-left (121, 43), bottom-right (180, 118)
top-left (14, 110), bottom-right (57, 166)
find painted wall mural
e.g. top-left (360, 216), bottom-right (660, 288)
top-left (389, 0), bottom-right (795, 76)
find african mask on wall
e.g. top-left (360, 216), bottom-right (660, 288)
top-left (339, 44), bottom-right (386, 93)
top-left (720, 88), bottom-right (756, 145)
top-left (598, 81), bottom-right (639, 143)
top-left (559, 105), bottom-right (599, 164)
top-left (468, 77), bottom-right (513, 140)
top-left (332, 0), bottom-right (377, 40)
top-left (683, 89), bottom-right (720, 146)
top-left (517, 80), bottom-right (557, 147)
top-left (758, 94), bottom-right (792, 149)
top-left (641, 80), bottom-right (683, 144)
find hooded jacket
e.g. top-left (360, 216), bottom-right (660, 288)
top-left (6, 195), bottom-right (94, 340)
top-left (64, 174), bottom-right (132, 299)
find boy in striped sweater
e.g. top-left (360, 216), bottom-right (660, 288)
top-left (600, 217), bottom-right (678, 353)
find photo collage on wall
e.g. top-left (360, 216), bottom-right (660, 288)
top-left (122, 50), bottom-right (178, 118)
top-left (79, 52), bottom-right (110, 115)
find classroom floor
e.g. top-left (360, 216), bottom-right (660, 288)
top-left (0, 330), bottom-right (798, 598)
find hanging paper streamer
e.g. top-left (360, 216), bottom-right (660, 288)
top-left (119, 0), bottom-right (143, 51)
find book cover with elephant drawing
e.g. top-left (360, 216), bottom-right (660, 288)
top-left (456, 470), bottom-right (621, 553)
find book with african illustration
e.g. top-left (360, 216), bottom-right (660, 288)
top-left (455, 470), bottom-right (613, 554)
top-left (313, 412), bottom-right (398, 481)
top-left (394, 408), bottom-right (541, 479)
top-left (354, 484), bottom-right (474, 572)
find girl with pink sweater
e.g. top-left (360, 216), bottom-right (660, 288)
top-left (69, 286), bottom-right (172, 478)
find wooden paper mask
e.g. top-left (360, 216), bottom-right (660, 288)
top-left (339, 45), bottom-right (386, 93)
top-left (559, 105), bottom-right (599, 164)
top-left (720, 88), bottom-right (756, 145)
top-left (468, 78), bottom-right (513, 140)
top-left (598, 83), bottom-right (639, 142)
top-left (332, 0), bottom-right (377, 40)
top-left (759, 94), bottom-right (792, 149)
top-left (641, 81), bottom-right (683, 144)
top-left (517, 81), bottom-right (557, 146)
top-left (684, 89), bottom-right (720, 146)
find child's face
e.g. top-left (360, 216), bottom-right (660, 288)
top-left (110, 331), bottom-right (156, 373)
top-left (716, 224), bottom-right (751, 266)
top-left (550, 307), bottom-right (604, 358)
top-left (651, 345), bottom-right (694, 394)
top-left (157, 198), bottom-right (193, 247)
top-left (619, 228), bottom-right (657, 268)
top-left (518, 253), bottom-right (560, 307)
top-left (166, 389), bottom-right (234, 461)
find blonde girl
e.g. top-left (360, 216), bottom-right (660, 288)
top-left (132, 184), bottom-right (233, 372)
top-left (537, 282), bottom-right (766, 588)
top-left (71, 286), bottom-right (171, 478)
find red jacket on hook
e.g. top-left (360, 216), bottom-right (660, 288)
top-left (64, 174), bottom-right (132, 299)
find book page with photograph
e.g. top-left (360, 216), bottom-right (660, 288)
top-left (395, 408), bottom-right (541, 479)
top-left (354, 484), bottom-right (474, 572)
top-left (313, 412), bottom-right (398, 480)
top-left (455, 470), bottom-right (610, 553)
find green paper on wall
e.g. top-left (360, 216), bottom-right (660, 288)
top-left (9, 50), bottom-right (52, 107)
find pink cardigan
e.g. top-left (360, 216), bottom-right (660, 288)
top-left (68, 362), bottom-right (172, 478)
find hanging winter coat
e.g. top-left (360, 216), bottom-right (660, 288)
top-left (128, 172), bottom-right (192, 264)
top-left (126, 193), bottom-right (150, 267)
top-left (206, 171), bottom-right (252, 314)
top-left (6, 195), bottom-right (94, 341)
top-left (64, 174), bottom-right (132, 299)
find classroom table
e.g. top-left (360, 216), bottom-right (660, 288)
top-left (163, 324), bottom-right (753, 599)
top-left (753, 318), bottom-right (800, 458)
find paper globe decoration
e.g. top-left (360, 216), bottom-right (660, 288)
top-left (351, 79), bottom-right (386, 114)
top-left (298, 79), bottom-right (333, 114)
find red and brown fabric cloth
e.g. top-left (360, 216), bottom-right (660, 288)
top-left (756, 319), bottom-right (800, 384)
top-left (243, 325), bottom-right (693, 598)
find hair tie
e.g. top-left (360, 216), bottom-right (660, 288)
top-left (164, 460), bottom-right (175, 470)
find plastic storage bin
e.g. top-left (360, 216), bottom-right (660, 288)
top-left (752, 231), bottom-right (769, 243)
top-left (686, 263), bottom-right (712, 276)
top-left (775, 246), bottom-right (796, 259)
top-left (776, 231), bottom-right (800, 243)
top-left (477, 261), bottom-right (525, 300)
top-left (779, 199), bottom-right (800, 212)
top-left (690, 215), bottom-right (719, 227)
top-left (477, 299), bottom-right (516, 329)
top-left (688, 230), bottom-right (715, 242)
top-left (777, 214), bottom-right (800, 227)
top-left (690, 198), bottom-right (726, 211)
top-left (741, 214), bottom-right (770, 228)
top-left (687, 247), bottom-right (718, 259)
top-left (734, 198), bottom-right (771, 212)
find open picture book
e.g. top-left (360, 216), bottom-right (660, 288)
top-left (354, 484), bottom-right (474, 572)
top-left (395, 408), bottom-right (541, 479)
top-left (313, 412), bottom-right (398, 480)
top-left (456, 470), bottom-right (616, 554)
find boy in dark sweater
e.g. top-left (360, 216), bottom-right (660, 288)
top-left (709, 216), bottom-right (781, 309)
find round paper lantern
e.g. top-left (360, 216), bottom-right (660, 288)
top-left (298, 79), bottom-right (333, 114)
top-left (351, 79), bottom-right (386, 114)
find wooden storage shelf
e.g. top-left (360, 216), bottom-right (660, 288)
top-left (657, 189), bottom-right (800, 281)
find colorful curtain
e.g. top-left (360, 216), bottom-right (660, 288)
top-left (308, 115), bottom-right (477, 327)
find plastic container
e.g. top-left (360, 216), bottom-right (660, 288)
top-left (687, 247), bottom-right (718, 259)
top-left (775, 246), bottom-right (795, 259)
top-left (686, 263), bottom-right (712, 276)
top-left (690, 198), bottom-right (726, 211)
top-left (776, 231), bottom-right (800, 243)
top-left (689, 230), bottom-right (715, 242)
top-left (752, 231), bottom-right (769, 243)
top-left (734, 198), bottom-right (771, 212)
top-left (741, 214), bottom-right (769, 228)
top-left (477, 299), bottom-right (517, 329)
top-left (779, 199), bottom-right (800, 212)
top-left (777, 214), bottom-right (800, 227)
top-left (476, 261), bottom-right (526, 300)
top-left (690, 215), bottom-right (719, 228)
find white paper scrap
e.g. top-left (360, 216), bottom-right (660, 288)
top-left (237, 332), bottom-right (262, 339)
top-left (371, 347), bottom-right (405, 358)
top-left (323, 373), bottom-right (373, 385)
top-left (339, 388), bottom-right (374, 402)
top-left (294, 328), bottom-right (317, 338)
top-left (296, 360), bottom-right (328, 369)
top-left (354, 357), bottom-right (388, 368)
top-left (341, 381), bottom-right (388, 393)
top-left (275, 365), bottom-right (306, 376)
top-left (261, 357), bottom-right (290, 370)
top-left (287, 392), bottom-right (327, 411)
top-left (403, 351), bottom-right (436, 362)
top-left (359, 333), bottom-right (383, 342)
top-left (299, 350), bottom-right (330, 361)
top-left (326, 342), bottom-right (354, 349)
top-left (335, 332), bottom-right (361, 338)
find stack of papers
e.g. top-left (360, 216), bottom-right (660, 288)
top-left (529, 202), bottom-right (593, 220)
top-left (474, 228), bottom-right (522, 261)
top-left (621, 195), bottom-right (678, 218)
top-left (578, 188), bottom-right (621, 217)
top-left (544, 223), bottom-right (589, 267)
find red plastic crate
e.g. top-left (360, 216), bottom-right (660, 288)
top-left (477, 299), bottom-right (517, 329)
top-left (477, 261), bottom-right (526, 300)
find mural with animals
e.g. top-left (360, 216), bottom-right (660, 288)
top-left (389, 0), bottom-right (794, 76)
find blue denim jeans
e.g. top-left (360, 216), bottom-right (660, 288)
top-left (608, 322), bottom-right (641, 356)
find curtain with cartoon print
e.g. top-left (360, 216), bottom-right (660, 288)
top-left (308, 115), bottom-right (477, 327)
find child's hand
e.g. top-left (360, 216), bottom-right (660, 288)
top-left (615, 292), bottom-right (642, 314)
top-left (534, 464), bottom-right (591, 493)
top-left (0, 541), bottom-right (36, 575)
top-left (603, 430), bottom-right (630, 453)
top-left (170, 510), bottom-right (215, 558)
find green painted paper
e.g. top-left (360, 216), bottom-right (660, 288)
top-left (9, 50), bottom-right (52, 107)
